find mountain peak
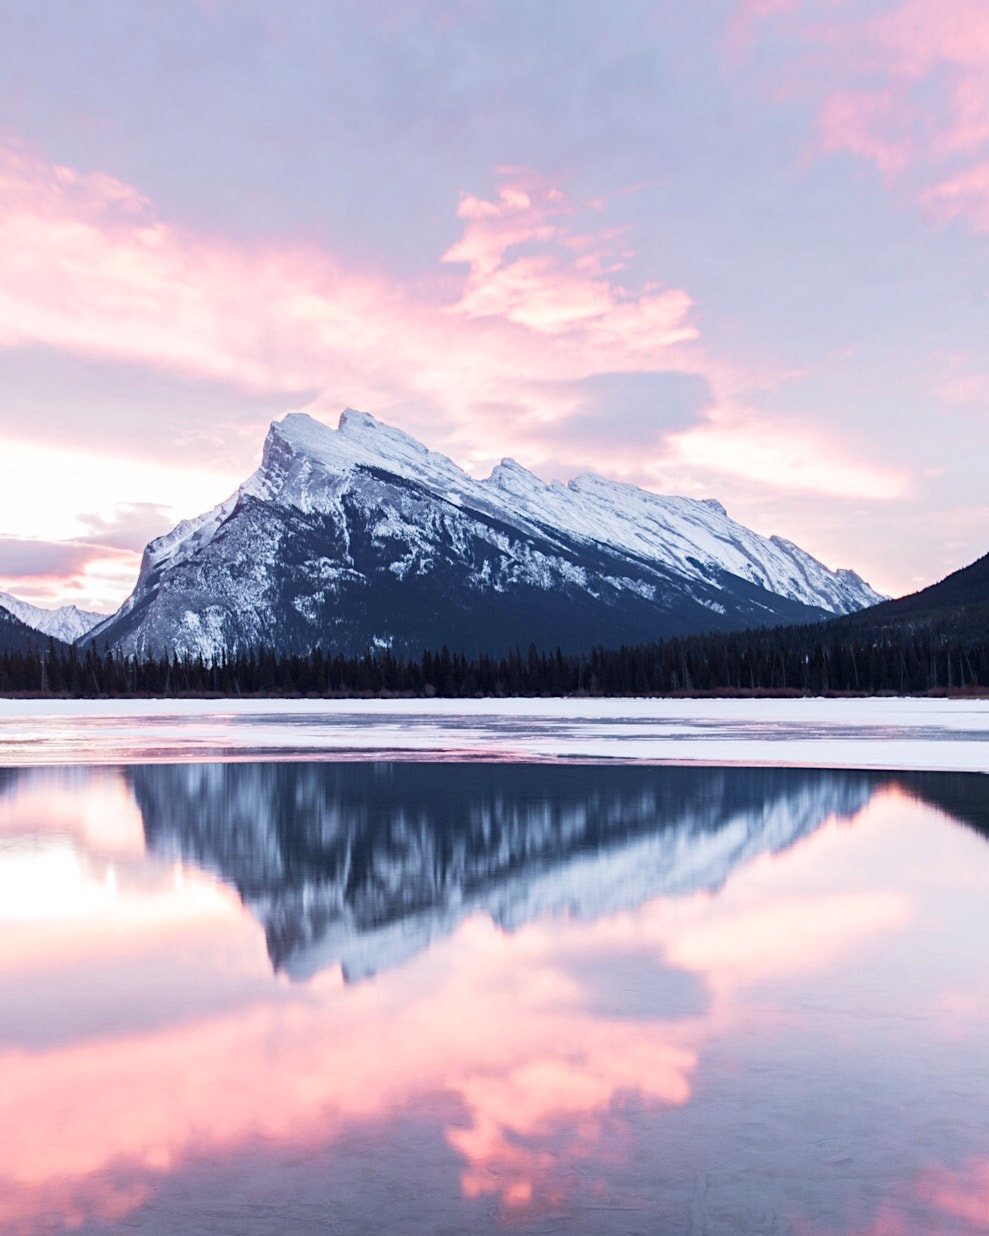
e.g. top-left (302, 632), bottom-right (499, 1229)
top-left (487, 457), bottom-right (548, 496)
top-left (338, 407), bottom-right (380, 434)
top-left (247, 409), bottom-right (472, 515)
top-left (269, 411), bottom-right (334, 451)
top-left (269, 408), bottom-right (434, 468)
top-left (0, 590), bottom-right (105, 642)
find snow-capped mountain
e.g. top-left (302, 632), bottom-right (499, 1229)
top-left (86, 410), bottom-right (884, 660)
top-left (0, 605), bottom-right (66, 655)
top-left (130, 761), bottom-right (880, 982)
top-left (0, 591), bottom-right (105, 644)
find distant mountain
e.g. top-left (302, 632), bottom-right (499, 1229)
top-left (129, 762), bottom-right (878, 982)
top-left (0, 604), bottom-right (67, 656)
top-left (84, 410), bottom-right (883, 661)
top-left (0, 590), bottom-right (105, 645)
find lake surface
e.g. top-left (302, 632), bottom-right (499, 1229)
top-left (1, 697), bottom-right (988, 771)
top-left (1, 758), bottom-right (988, 1234)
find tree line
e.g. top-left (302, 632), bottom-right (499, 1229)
top-left (1, 618), bottom-right (986, 697)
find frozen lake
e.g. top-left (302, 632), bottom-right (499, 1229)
top-left (0, 701), bottom-right (987, 1232)
top-left (0, 696), bottom-right (987, 771)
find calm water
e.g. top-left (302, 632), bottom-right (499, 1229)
top-left (1, 761), bottom-right (988, 1234)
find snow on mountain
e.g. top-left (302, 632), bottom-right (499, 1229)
top-left (263, 410), bottom-right (882, 612)
top-left (0, 591), bottom-right (105, 644)
top-left (244, 410), bottom-right (883, 614)
top-left (0, 605), bottom-right (61, 655)
top-left (85, 409), bottom-right (884, 661)
top-left (129, 762), bottom-right (879, 982)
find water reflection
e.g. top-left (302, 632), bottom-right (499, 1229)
top-left (0, 762), bottom-right (987, 1234)
top-left (130, 763), bottom-right (880, 981)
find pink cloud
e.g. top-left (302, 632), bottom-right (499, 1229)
top-left (924, 1158), bottom-right (989, 1227)
top-left (0, 143), bottom-right (694, 415)
top-left (0, 537), bottom-right (142, 614)
top-left (819, 90), bottom-right (913, 178)
top-left (922, 160), bottom-right (989, 230)
top-left (442, 175), bottom-right (695, 359)
top-left (739, 0), bottom-right (989, 231)
top-left (0, 140), bottom-right (414, 394)
top-left (664, 409), bottom-right (909, 500)
top-left (0, 144), bottom-right (717, 608)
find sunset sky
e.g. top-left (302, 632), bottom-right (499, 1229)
top-left (1, 0), bottom-right (987, 612)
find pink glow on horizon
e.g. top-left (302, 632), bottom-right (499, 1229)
top-left (0, 433), bottom-right (238, 612)
top-left (665, 412), bottom-right (909, 500)
top-left (0, 548), bottom-right (138, 614)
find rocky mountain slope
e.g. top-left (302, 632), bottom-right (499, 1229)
top-left (84, 410), bottom-right (884, 660)
top-left (0, 591), bottom-right (104, 645)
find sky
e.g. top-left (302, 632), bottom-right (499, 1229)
top-left (0, 0), bottom-right (987, 613)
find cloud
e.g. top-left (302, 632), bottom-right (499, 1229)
top-left (819, 89), bottom-right (914, 178)
top-left (0, 142), bottom-right (710, 522)
top-left (75, 504), bottom-right (176, 552)
top-left (665, 410), bottom-right (909, 499)
top-left (739, 0), bottom-right (989, 231)
top-left (0, 345), bottom-right (295, 469)
top-left (0, 142), bottom-right (695, 418)
top-left (0, 506), bottom-right (174, 614)
top-left (442, 175), bottom-right (696, 361)
top-left (505, 371), bottom-right (714, 468)
top-left (0, 537), bottom-right (98, 579)
top-left (0, 537), bottom-right (138, 614)
top-left (0, 435), bottom-right (245, 611)
top-left (922, 160), bottom-right (989, 230)
top-left (924, 1158), bottom-right (989, 1228)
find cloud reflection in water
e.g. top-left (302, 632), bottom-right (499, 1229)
top-left (0, 762), bottom-right (986, 1232)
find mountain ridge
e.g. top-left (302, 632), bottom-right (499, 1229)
top-left (0, 591), bottom-right (104, 645)
top-left (79, 409), bottom-right (884, 662)
top-left (837, 550), bottom-right (989, 642)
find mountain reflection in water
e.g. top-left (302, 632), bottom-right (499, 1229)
top-left (128, 763), bottom-right (882, 981)
top-left (123, 762), bottom-right (988, 984)
top-left (0, 761), bottom-right (987, 1235)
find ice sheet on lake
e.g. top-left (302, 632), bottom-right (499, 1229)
top-left (0, 696), bottom-right (985, 772)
